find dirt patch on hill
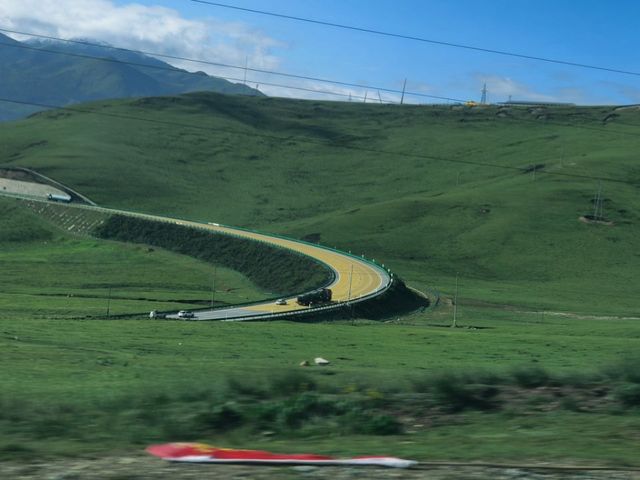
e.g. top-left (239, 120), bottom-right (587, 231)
top-left (579, 215), bottom-right (614, 226)
top-left (0, 177), bottom-right (69, 199)
top-left (0, 168), bottom-right (46, 184)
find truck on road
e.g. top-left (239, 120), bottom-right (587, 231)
top-left (296, 288), bottom-right (332, 306)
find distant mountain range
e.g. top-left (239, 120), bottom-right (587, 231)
top-left (0, 33), bottom-right (263, 121)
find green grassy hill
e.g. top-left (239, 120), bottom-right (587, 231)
top-left (2, 93), bottom-right (638, 315)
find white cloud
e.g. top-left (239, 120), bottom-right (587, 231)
top-left (0, 0), bottom-right (284, 77)
top-left (473, 74), bottom-right (595, 104)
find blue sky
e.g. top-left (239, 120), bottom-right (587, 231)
top-left (3, 0), bottom-right (640, 104)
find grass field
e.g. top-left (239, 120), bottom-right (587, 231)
top-left (3, 311), bottom-right (640, 464)
top-left (5, 309), bottom-right (640, 400)
top-left (1, 94), bottom-right (640, 466)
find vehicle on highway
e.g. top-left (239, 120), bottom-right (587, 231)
top-left (275, 298), bottom-right (287, 305)
top-left (296, 288), bottom-right (332, 306)
top-left (177, 310), bottom-right (195, 319)
top-left (47, 193), bottom-right (71, 202)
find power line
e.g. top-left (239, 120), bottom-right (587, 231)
top-left (190, 0), bottom-right (640, 78)
top-left (0, 39), bottom-right (393, 103)
top-left (0, 96), bottom-right (635, 187)
top-left (0, 39), bottom-right (378, 103)
top-left (0, 28), bottom-right (465, 104)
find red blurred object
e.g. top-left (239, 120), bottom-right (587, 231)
top-left (147, 443), bottom-right (416, 468)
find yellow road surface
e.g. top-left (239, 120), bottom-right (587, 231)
top-left (170, 219), bottom-right (390, 314)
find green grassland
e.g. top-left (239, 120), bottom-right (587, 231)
top-left (5, 310), bottom-right (640, 400)
top-left (0, 197), bottom-right (265, 318)
top-left (2, 95), bottom-right (640, 465)
top-left (3, 312), bottom-right (640, 464)
top-left (1, 95), bottom-right (639, 316)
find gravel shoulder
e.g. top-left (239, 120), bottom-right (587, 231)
top-left (0, 178), bottom-right (67, 199)
top-left (3, 455), bottom-right (640, 480)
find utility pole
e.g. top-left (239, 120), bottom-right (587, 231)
top-left (211, 266), bottom-right (217, 308)
top-left (363, 91), bottom-right (368, 103)
top-left (593, 181), bottom-right (603, 220)
top-left (106, 287), bottom-right (112, 318)
top-left (452, 273), bottom-right (459, 328)
top-left (400, 78), bottom-right (407, 105)
top-left (377, 90), bottom-right (383, 103)
top-left (243, 55), bottom-right (248, 85)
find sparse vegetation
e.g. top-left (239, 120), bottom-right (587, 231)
top-left (3, 359), bottom-right (640, 464)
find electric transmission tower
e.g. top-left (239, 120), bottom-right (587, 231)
top-left (593, 181), bottom-right (604, 221)
top-left (480, 83), bottom-right (487, 104)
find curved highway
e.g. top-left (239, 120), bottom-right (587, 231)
top-left (156, 218), bottom-right (392, 320)
top-left (0, 189), bottom-right (392, 321)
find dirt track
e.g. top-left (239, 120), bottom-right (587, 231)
top-left (3, 455), bottom-right (640, 480)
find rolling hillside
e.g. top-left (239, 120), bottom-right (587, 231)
top-left (1, 93), bottom-right (639, 315)
top-left (3, 94), bottom-right (640, 469)
top-left (0, 33), bottom-right (262, 121)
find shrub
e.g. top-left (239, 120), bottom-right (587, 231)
top-left (602, 359), bottom-right (640, 384)
top-left (614, 383), bottom-right (640, 407)
top-left (275, 393), bottom-right (336, 429)
top-left (510, 366), bottom-right (550, 388)
top-left (341, 409), bottom-right (402, 435)
top-left (360, 414), bottom-right (403, 435)
top-left (411, 370), bottom-right (505, 394)
top-left (268, 371), bottom-right (317, 397)
top-left (226, 376), bottom-right (266, 398)
top-left (560, 396), bottom-right (582, 412)
top-left (0, 443), bottom-right (35, 460)
top-left (197, 402), bottom-right (244, 432)
top-left (431, 374), bottom-right (500, 412)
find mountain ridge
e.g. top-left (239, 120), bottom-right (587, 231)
top-left (0, 33), bottom-right (263, 121)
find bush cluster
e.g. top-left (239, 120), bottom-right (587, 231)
top-left (8, 361), bottom-right (640, 457)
